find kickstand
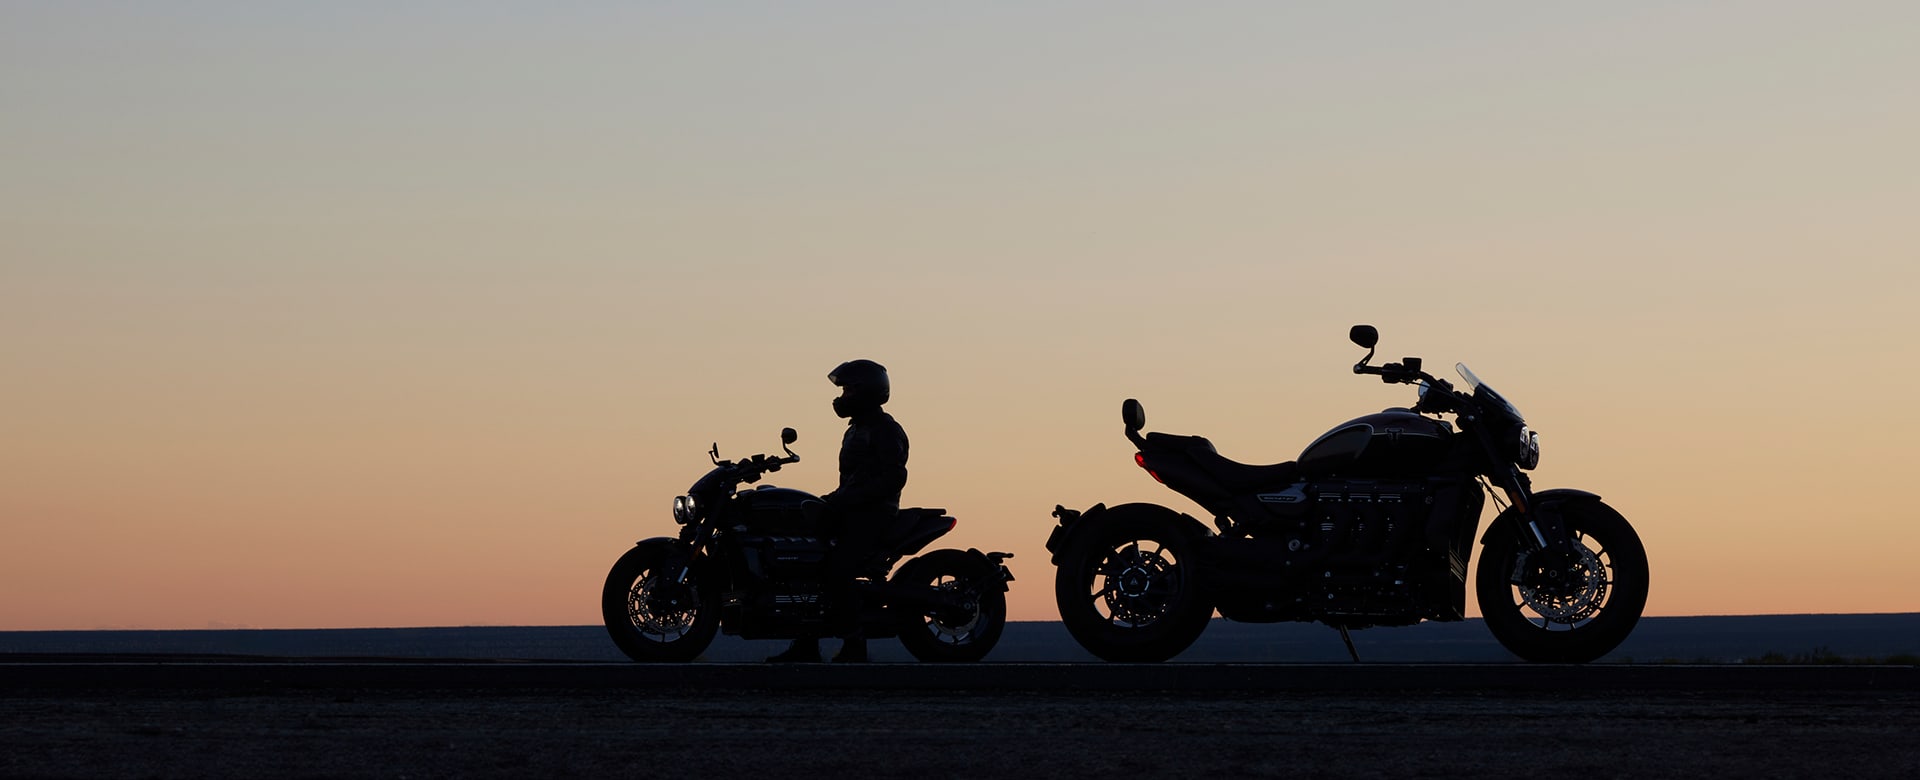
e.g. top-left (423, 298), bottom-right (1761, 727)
top-left (1336, 626), bottom-right (1360, 663)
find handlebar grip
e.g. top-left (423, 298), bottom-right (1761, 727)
top-left (1377, 363), bottom-right (1414, 383)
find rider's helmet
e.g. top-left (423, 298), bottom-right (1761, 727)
top-left (829, 359), bottom-right (890, 418)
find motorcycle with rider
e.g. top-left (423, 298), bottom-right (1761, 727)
top-left (602, 360), bottom-right (1015, 663)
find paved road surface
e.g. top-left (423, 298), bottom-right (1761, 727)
top-left (4, 662), bottom-right (1917, 778)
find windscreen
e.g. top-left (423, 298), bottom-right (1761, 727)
top-left (1456, 363), bottom-right (1484, 390)
top-left (1456, 362), bottom-right (1524, 423)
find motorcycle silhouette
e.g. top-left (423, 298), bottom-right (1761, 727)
top-left (603, 428), bottom-right (1015, 662)
top-left (1046, 325), bottom-right (1649, 663)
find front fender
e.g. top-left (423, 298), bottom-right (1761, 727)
top-left (1479, 488), bottom-right (1606, 545)
top-left (630, 535), bottom-right (684, 552)
top-left (1046, 502), bottom-right (1211, 565)
top-left (620, 536), bottom-right (719, 584)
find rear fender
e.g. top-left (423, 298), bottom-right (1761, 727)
top-left (884, 547), bottom-right (1018, 611)
top-left (1046, 502), bottom-right (1211, 565)
top-left (966, 547), bottom-right (1017, 593)
top-left (896, 546), bottom-right (1017, 592)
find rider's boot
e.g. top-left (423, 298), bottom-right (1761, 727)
top-left (766, 638), bottom-right (822, 663)
top-left (831, 633), bottom-right (868, 663)
top-left (829, 577), bottom-right (869, 663)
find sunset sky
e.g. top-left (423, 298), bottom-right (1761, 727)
top-left (5, 2), bottom-right (1917, 630)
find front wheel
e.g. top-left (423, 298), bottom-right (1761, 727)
top-left (891, 549), bottom-right (1007, 662)
top-left (601, 544), bottom-right (720, 663)
top-left (1054, 511), bottom-right (1212, 662)
top-left (1476, 500), bottom-right (1649, 663)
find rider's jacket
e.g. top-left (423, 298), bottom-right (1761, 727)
top-left (823, 408), bottom-right (909, 515)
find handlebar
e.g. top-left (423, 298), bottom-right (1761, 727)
top-left (1357, 362), bottom-right (1422, 384)
top-left (707, 428), bottom-right (802, 485)
top-left (730, 451), bottom-right (801, 484)
top-left (1355, 353), bottom-right (1434, 387)
top-left (1357, 359), bottom-right (1465, 415)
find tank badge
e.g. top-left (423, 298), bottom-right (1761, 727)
top-left (1257, 485), bottom-right (1309, 504)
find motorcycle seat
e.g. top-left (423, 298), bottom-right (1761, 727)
top-left (1148, 432), bottom-right (1299, 491)
top-left (880, 508), bottom-right (955, 558)
top-left (1193, 449), bottom-right (1299, 491)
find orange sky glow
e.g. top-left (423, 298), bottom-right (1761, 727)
top-left (4, 2), bottom-right (1917, 629)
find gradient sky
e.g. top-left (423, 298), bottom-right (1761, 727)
top-left (5, 2), bottom-right (1917, 629)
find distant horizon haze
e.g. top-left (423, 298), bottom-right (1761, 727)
top-left (29, 611), bottom-right (1920, 635)
top-left (4, 2), bottom-right (1917, 630)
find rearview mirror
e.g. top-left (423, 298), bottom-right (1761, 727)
top-left (1349, 325), bottom-right (1378, 349)
top-left (1121, 399), bottom-right (1146, 432)
top-left (780, 427), bottom-right (798, 445)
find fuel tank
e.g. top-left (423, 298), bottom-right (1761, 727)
top-left (1297, 410), bottom-right (1452, 478)
top-left (727, 486), bottom-right (831, 585)
top-left (728, 486), bottom-right (826, 535)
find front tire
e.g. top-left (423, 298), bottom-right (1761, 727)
top-left (601, 544), bottom-right (720, 663)
top-left (1054, 511), bottom-right (1212, 662)
top-left (1476, 500), bottom-right (1649, 663)
top-left (891, 549), bottom-right (1007, 663)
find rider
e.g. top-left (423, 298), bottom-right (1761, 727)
top-left (767, 359), bottom-right (910, 663)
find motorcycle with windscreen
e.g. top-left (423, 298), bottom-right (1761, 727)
top-left (603, 428), bottom-right (1015, 662)
top-left (1046, 325), bottom-right (1648, 663)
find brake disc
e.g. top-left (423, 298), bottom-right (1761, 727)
top-left (1517, 545), bottom-right (1608, 624)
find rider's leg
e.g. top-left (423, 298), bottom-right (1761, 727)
top-left (826, 508), bottom-right (888, 662)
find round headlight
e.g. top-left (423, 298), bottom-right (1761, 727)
top-left (672, 495), bottom-right (698, 524)
top-left (1517, 427), bottom-right (1541, 470)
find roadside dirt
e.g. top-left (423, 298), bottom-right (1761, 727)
top-left (4, 687), bottom-right (1916, 778)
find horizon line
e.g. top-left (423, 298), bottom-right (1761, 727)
top-left (8, 611), bottom-right (1917, 633)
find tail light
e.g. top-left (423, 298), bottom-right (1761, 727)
top-left (1134, 452), bottom-right (1165, 484)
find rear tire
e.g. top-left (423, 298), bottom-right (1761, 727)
top-left (1054, 511), bottom-right (1212, 662)
top-left (1476, 501), bottom-right (1648, 663)
top-left (892, 549), bottom-right (1007, 663)
top-left (601, 545), bottom-right (719, 663)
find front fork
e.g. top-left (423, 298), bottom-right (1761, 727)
top-left (665, 522), bottom-right (713, 585)
top-left (1487, 469), bottom-right (1575, 557)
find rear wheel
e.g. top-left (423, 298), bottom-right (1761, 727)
top-left (1054, 511), bottom-right (1212, 662)
top-left (892, 549), bottom-right (1006, 663)
top-left (601, 544), bottom-right (719, 663)
top-left (1476, 501), bottom-right (1648, 663)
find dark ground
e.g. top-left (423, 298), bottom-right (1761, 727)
top-left (4, 686), bottom-right (1917, 778)
top-left (4, 616), bottom-right (1916, 778)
